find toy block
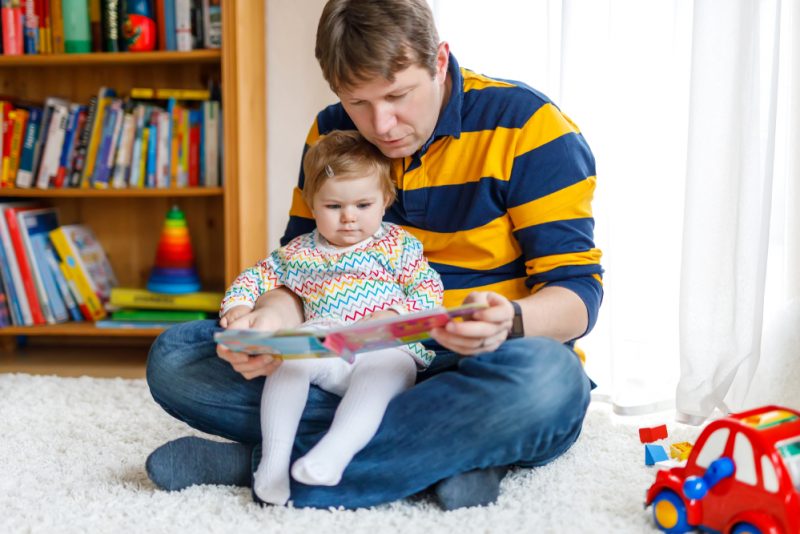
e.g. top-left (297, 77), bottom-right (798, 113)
top-left (639, 424), bottom-right (669, 443)
top-left (645, 444), bottom-right (669, 466)
top-left (669, 441), bottom-right (693, 461)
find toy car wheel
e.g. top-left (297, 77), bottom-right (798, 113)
top-left (730, 523), bottom-right (762, 534)
top-left (652, 489), bottom-right (691, 533)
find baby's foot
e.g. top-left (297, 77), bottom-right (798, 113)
top-left (253, 463), bottom-right (291, 505)
top-left (291, 455), bottom-right (344, 486)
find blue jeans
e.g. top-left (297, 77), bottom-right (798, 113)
top-left (146, 319), bottom-right (592, 509)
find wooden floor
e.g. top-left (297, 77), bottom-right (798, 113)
top-left (0, 337), bottom-right (149, 379)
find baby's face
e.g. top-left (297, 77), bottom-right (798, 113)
top-left (311, 172), bottom-right (386, 247)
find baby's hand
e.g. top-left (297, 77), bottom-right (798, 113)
top-left (224, 305), bottom-right (285, 332)
top-left (219, 305), bottom-right (251, 328)
top-left (364, 309), bottom-right (401, 322)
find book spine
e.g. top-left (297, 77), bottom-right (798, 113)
top-left (54, 104), bottom-right (81, 188)
top-left (23, 0), bottom-right (38, 54)
top-left (127, 104), bottom-right (146, 188)
top-left (145, 116), bottom-right (157, 187)
top-left (0, 101), bottom-right (12, 187)
top-left (69, 97), bottom-right (96, 187)
top-left (163, 0), bottom-right (175, 50)
top-left (15, 107), bottom-right (42, 188)
top-left (35, 103), bottom-right (68, 189)
top-left (40, 0), bottom-right (50, 53)
top-left (110, 287), bottom-right (222, 311)
top-left (155, 109), bottom-right (170, 187)
top-left (92, 102), bottom-right (121, 188)
top-left (0, 222), bottom-right (23, 324)
top-left (201, 0), bottom-right (219, 49)
top-left (202, 100), bottom-right (219, 186)
top-left (100, 0), bottom-right (119, 51)
top-left (26, 232), bottom-right (64, 324)
top-left (49, 227), bottom-right (106, 320)
top-left (81, 91), bottom-right (113, 187)
top-left (44, 240), bottom-right (82, 321)
top-left (1, 3), bottom-right (24, 55)
top-left (188, 109), bottom-right (200, 187)
top-left (0, 207), bottom-right (32, 324)
top-left (111, 111), bottom-right (135, 188)
top-left (7, 108), bottom-right (28, 187)
top-left (62, 0), bottom-right (91, 52)
top-left (174, 0), bottom-right (190, 51)
top-left (4, 208), bottom-right (46, 324)
top-left (58, 260), bottom-right (91, 320)
top-left (50, 0), bottom-right (63, 53)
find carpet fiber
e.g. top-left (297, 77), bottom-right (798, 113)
top-left (0, 373), bottom-right (701, 533)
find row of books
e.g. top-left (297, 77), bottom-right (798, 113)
top-left (1, 0), bottom-right (221, 56)
top-left (0, 86), bottom-right (222, 190)
top-left (0, 200), bottom-right (223, 327)
top-left (0, 201), bottom-right (117, 326)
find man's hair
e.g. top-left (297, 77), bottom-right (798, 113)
top-left (315, 0), bottom-right (440, 93)
top-left (302, 130), bottom-right (396, 207)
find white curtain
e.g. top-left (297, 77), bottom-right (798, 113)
top-left (430, 0), bottom-right (798, 420)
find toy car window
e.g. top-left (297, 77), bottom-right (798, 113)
top-left (761, 455), bottom-right (779, 493)
top-left (733, 432), bottom-right (756, 485)
top-left (696, 428), bottom-right (730, 468)
top-left (776, 437), bottom-right (800, 491)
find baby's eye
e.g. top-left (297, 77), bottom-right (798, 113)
top-left (325, 204), bottom-right (341, 210)
top-left (357, 203), bottom-right (373, 209)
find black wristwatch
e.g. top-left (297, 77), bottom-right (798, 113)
top-left (508, 300), bottom-right (524, 338)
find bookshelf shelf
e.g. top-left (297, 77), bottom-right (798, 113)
top-left (0, 323), bottom-right (165, 337)
top-left (0, 50), bottom-right (221, 68)
top-left (0, 187), bottom-right (224, 198)
top-left (0, 2), bottom-right (266, 367)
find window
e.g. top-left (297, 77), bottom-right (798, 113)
top-left (733, 433), bottom-right (756, 486)
top-left (696, 428), bottom-right (730, 468)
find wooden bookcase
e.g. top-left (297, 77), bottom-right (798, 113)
top-left (0, 3), bottom-right (266, 349)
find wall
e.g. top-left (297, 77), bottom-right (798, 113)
top-left (266, 0), bottom-right (335, 249)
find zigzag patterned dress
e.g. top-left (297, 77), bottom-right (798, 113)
top-left (220, 223), bottom-right (443, 366)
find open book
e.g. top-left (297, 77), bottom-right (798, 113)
top-left (214, 303), bottom-right (486, 362)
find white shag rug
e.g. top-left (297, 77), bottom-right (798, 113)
top-left (0, 373), bottom-right (703, 534)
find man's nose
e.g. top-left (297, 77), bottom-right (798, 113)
top-left (373, 104), bottom-right (397, 136)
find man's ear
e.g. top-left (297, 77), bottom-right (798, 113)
top-left (435, 41), bottom-right (450, 83)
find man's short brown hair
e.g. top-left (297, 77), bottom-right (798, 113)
top-left (315, 0), bottom-right (440, 93)
top-left (302, 130), bottom-right (396, 207)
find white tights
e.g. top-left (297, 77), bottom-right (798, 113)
top-left (252, 348), bottom-right (417, 505)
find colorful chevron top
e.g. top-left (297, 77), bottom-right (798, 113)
top-left (221, 222), bottom-right (443, 366)
top-left (282, 54), bottom-right (604, 341)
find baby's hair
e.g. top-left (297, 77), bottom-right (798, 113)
top-left (302, 130), bottom-right (396, 207)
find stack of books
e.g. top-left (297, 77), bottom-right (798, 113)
top-left (101, 286), bottom-right (221, 328)
top-left (0, 86), bottom-right (221, 191)
top-left (0, 201), bottom-right (116, 325)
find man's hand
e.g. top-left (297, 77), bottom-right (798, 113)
top-left (216, 344), bottom-right (283, 380)
top-left (430, 291), bottom-right (514, 356)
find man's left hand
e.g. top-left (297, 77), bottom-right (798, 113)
top-left (431, 291), bottom-right (515, 356)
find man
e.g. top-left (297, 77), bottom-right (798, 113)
top-left (145, 0), bottom-right (602, 510)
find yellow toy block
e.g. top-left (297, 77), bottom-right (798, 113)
top-left (669, 441), bottom-right (693, 461)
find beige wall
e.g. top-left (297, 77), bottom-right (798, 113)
top-left (266, 0), bottom-right (336, 249)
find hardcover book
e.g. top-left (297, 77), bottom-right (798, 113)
top-left (109, 287), bottom-right (223, 312)
top-left (214, 303), bottom-right (486, 363)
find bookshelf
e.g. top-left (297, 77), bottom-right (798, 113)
top-left (0, 3), bottom-right (266, 345)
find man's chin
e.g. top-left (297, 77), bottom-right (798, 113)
top-left (374, 139), bottom-right (418, 158)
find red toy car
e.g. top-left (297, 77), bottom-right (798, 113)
top-left (646, 405), bottom-right (800, 533)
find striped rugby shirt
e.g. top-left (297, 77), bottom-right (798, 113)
top-left (221, 223), bottom-right (443, 366)
top-left (283, 54), bottom-right (603, 339)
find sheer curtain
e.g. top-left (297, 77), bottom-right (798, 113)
top-left (430, 0), bottom-right (797, 419)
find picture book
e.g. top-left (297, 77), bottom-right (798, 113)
top-left (214, 303), bottom-right (487, 363)
top-left (49, 224), bottom-right (117, 320)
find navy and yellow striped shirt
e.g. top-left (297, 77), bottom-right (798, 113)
top-left (282, 54), bottom-right (603, 337)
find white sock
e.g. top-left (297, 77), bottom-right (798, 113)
top-left (253, 362), bottom-right (311, 504)
top-left (291, 349), bottom-right (416, 486)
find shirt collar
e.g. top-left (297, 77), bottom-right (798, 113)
top-left (418, 53), bottom-right (463, 155)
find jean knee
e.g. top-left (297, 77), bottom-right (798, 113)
top-left (476, 337), bottom-right (591, 423)
top-left (146, 319), bottom-right (219, 406)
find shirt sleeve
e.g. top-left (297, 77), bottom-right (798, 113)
top-left (505, 103), bottom-right (604, 336)
top-left (395, 233), bottom-right (444, 313)
top-left (219, 253), bottom-right (284, 316)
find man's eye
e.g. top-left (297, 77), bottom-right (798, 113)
top-left (387, 92), bottom-right (408, 101)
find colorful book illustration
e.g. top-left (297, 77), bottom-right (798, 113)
top-left (49, 224), bottom-right (117, 320)
top-left (109, 286), bottom-right (222, 312)
top-left (214, 303), bottom-right (486, 363)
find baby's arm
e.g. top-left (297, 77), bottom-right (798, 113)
top-left (219, 254), bottom-right (294, 331)
top-left (395, 233), bottom-right (444, 312)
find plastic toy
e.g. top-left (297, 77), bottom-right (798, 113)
top-left (146, 206), bottom-right (201, 294)
top-left (646, 405), bottom-right (800, 533)
top-left (646, 444), bottom-right (670, 466)
top-left (640, 424), bottom-right (669, 443)
top-left (669, 442), bottom-right (693, 462)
